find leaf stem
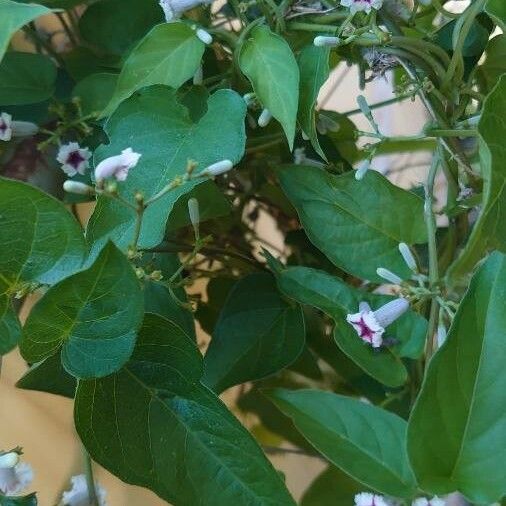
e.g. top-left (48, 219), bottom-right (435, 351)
top-left (82, 447), bottom-right (99, 506)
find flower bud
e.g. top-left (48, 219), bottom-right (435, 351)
top-left (376, 267), bottom-right (403, 285)
top-left (313, 36), bottom-right (340, 47)
top-left (63, 180), bottom-right (95, 195)
top-left (373, 297), bottom-right (409, 327)
top-left (201, 159), bottom-right (234, 176)
top-left (301, 131), bottom-right (310, 141)
top-left (0, 452), bottom-right (19, 469)
top-left (398, 242), bottom-right (417, 271)
top-left (12, 120), bottom-right (39, 137)
top-left (355, 159), bottom-right (370, 180)
top-left (355, 492), bottom-right (390, 506)
top-left (187, 197), bottom-right (200, 235)
top-left (193, 65), bottom-right (203, 85)
top-left (195, 28), bottom-right (213, 45)
top-left (437, 324), bottom-right (447, 347)
top-left (258, 108), bottom-right (272, 128)
top-left (340, 0), bottom-right (384, 14)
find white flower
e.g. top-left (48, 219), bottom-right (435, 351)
top-left (0, 112), bottom-right (13, 141)
top-left (94, 148), bottom-right (141, 182)
top-left (346, 298), bottom-right (409, 348)
top-left (341, 0), bottom-right (383, 14)
top-left (57, 143), bottom-right (91, 177)
top-left (313, 36), bottom-right (340, 47)
top-left (0, 452), bottom-right (19, 469)
top-left (0, 112), bottom-right (39, 141)
top-left (413, 497), bottom-right (446, 506)
top-left (62, 474), bottom-right (107, 506)
top-left (355, 492), bottom-right (390, 506)
top-left (159, 0), bottom-right (212, 21)
top-left (200, 159), bottom-right (234, 176)
top-left (63, 180), bottom-right (95, 195)
top-left (0, 462), bottom-right (33, 495)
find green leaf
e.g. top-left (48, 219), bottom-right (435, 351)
top-left (268, 388), bottom-right (417, 498)
top-left (0, 300), bottom-right (21, 355)
top-left (72, 73), bottom-right (118, 116)
top-left (80, 0), bottom-right (162, 55)
top-left (0, 52), bottom-right (56, 105)
top-left (408, 252), bottom-right (506, 503)
top-left (298, 45), bottom-right (330, 160)
top-left (75, 313), bottom-right (296, 506)
top-left (486, 0), bottom-right (506, 29)
top-left (448, 75), bottom-right (506, 281)
top-left (0, 178), bottom-right (86, 294)
top-left (278, 165), bottom-right (427, 281)
top-left (20, 242), bottom-right (143, 379)
top-left (165, 180), bottom-right (231, 232)
top-left (104, 22), bottom-right (205, 116)
top-left (270, 264), bottom-right (426, 386)
top-left (301, 466), bottom-right (362, 506)
top-left (239, 25), bottom-right (299, 149)
top-left (87, 86), bottom-right (246, 255)
top-left (0, 0), bottom-right (53, 62)
top-left (203, 273), bottom-right (305, 393)
top-left (0, 493), bottom-right (37, 506)
top-left (478, 36), bottom-right (506, 93)
top-left (16, 353), bottom-right (77, 399)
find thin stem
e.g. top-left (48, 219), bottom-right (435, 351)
top-left (442, 0), bottom-right (486, 89)
top-left (343, 90), bottom-right (415, 116)
top-left (82, 447), bottom-right (99, 506)
top-left (424, 153), bottom-right (440, 365)
top-left (426, 128), bottom-right (478, 138)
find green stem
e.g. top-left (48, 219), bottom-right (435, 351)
top-left (82, 447), bottom-right (99, 506)
top-left (426, 128), bottom-right (478, 138)
top-left (424, 154), bottom-right (440, 365)
top-left (343, 91), bottom-right (416, 116)
top-left (287, 21), bottom-right (339, 33)
top-left (442, 0), bottom-right (486, 89)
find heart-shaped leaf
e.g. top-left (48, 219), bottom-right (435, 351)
top-left (87, 85), bottom-right (246, 256)
top-left (20, 242), bottom-right (143, 379)
top-left (239, 25), bottom-right (299, 149)
top-left (0, 52), bottom-right (56, 105)
top-left (203, 272), bottom-right (305, 393)
top-left (268, 388), bottom-right (417, 498)
top-left (408, 251), bottom-right (506, 503)
top-left (448, 75), bottom-right (506, 280)
top-left (269, 263), bottom-right (425, 387)
top-left (298, 45), bottom-right (330, 160)
top-left (0, 178), bottom-right (86, 294)
top-left (103, 22), bottom-right (205, 115)
top-left (278, 165), bottom-right (427, 281)
top-left (75, 313), bottom-right (296, 506)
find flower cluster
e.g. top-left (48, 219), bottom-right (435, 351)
top-left (355, 493), bottom-right (446, 506)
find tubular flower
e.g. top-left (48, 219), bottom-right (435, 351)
top-left (0, 455), bottom-right (33, 496)
top-left (94, 148), bottom-right (141, 182)
top-left (0, 112), bottom-right (38, 141)
top-left (340, 0), bottom-right (383, 14)
top-left (62, 474), bottom-right (107, 506)
top-left (200, 159), bottom-right (234, 177)
top-left (57, 143), bottom-right (91, 177)
top-left (355, 492), bottom-right (390, 506)
top-left (346, 298), bottom-right (409, 348)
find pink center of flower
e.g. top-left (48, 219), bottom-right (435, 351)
top-left (0, 120), bottom-right (7, 133)
top-left (66, 150), bottom-right (85, 169)
top-left (355, 317), bottom-right (374, 343)
top-left (356, 0), bottom-right (372, 2)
